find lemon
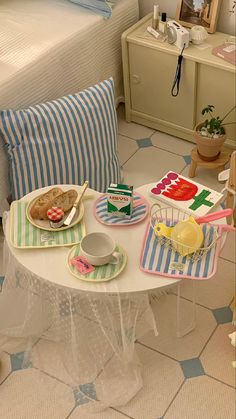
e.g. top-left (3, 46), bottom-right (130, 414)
top-left (171, 217), bottom-right (204, 256)
top-left (154, 217), bottom-right (204, 256)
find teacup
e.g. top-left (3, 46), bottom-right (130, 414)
top-left (80, 232), bottom-right (121, 266)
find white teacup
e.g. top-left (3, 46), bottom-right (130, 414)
top-left (80, 232), bottom-right (121, 266)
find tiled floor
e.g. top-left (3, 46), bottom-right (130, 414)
top-left (0, 104), bottom-right (235, 418)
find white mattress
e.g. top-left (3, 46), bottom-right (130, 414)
top-left (0, 0), bottom-right (139, 215)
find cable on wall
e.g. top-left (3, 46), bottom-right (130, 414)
top-left (171, 43), bottom-right (186, 97)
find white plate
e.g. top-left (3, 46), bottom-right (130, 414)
top-left (26, 191), bottom-right (84, 232)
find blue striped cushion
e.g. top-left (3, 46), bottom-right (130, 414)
top-left (0, 78), bottom-right (121, 200)
top-left (69, 1), bottom-right (115, 18)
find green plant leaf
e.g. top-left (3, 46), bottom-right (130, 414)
top-left (200, 104), bottom-right (236, 136)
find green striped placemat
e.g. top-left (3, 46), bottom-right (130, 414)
top-left (10, 201), bottom-right (86, 249)
top-left (67, 244), bottom-right (127, 282)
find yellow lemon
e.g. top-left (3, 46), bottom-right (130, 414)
top-left (171, 217), bottom-right (204, 256)
top-left (154, 217), bottom-right (204, 256)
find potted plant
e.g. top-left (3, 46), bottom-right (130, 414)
top-left (195, 104), bottom-right (236, 161)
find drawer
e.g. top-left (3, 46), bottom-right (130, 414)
top-left (129, 43), bottom-right (196, 129)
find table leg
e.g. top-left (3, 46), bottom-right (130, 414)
top-left (189, 160), bottom-right (197, 178)
top-left (226, 192), bottom-right (234, 225)
top-left (232, 295), bottom-right (236, 327)
top-left (176, 281), bottom-right (196, 338)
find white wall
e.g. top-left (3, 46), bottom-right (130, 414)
top-left (138, 0), bottom-right (236, 35)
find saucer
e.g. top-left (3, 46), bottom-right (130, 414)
top-left (67, 244), bottom-right (127, 282)
top-left (94, 192), bottom-right (149, 226)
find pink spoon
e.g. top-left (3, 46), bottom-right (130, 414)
top-left (195, 208), bottom-right (235, 232)
top-left (195, 208), bottom-right (233, 224)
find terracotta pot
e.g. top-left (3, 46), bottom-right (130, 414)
top-left (194, 123), bottom-right (226, 161)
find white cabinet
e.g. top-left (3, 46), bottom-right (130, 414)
top-left (129, 43), bottom-right (196, 129)
top-left (122, 14), bottom-right (236, 147)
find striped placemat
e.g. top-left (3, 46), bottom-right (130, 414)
top-left (67, 244), bottom-right (127, 282)
top-left (10, 201), bottom-right (86, 248)
top-left (94, 193), bottom-right (149, 226)
top-left (140, 222), bottom-right (222, 280)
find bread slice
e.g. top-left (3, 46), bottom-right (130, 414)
top-left (30, 187), bottom-right (63, 220)
top-left (51, 189), bottom-right (78, 213)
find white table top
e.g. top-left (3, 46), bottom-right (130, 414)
top-left (4, 184), bottom-right (183, 294)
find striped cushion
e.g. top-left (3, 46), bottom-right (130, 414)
top-left (0, 78), bottom-right (121, 200)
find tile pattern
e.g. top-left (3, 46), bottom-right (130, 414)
top-left (0, 352), bottom-right (11, 385)
top-left (151, 131), bottom-right (194, 156)
top-left (212, 307), bottom-right (233, 324)
top-left (182, 155), bottom-right (192, 165)
top-left (0, 237), bottom-right (3, 276)
top-left (220, 230), bottom-right (236, 263)
top-left (10, 352), bottom-right (32, 371)
top-left (136, 138), bottom-right (153, 148)
top-left (0, 275), bottom-right (4, 290)
top-left (165, 376), bottom-right (236, 419)
top-left (180, 358), bottom-right (205, 379)
top-left (117, 343), bottom-right (184, 419)
top-left (117, 134), bottom-right (138, 166)
top-left (69, 405), bottom-right (127, 419)
top-left (0, 103), bottom-right (235, 418)
top-left (138, 294), bottom-right (217, 361)
top-left (200, 324), bottom-right (236, 388)
top-left (122, 147), bottom-right (185, 188)
top-left (74, 383), bottom-right (97, 406)
top-left (0, 369), bottom-right (75, 419)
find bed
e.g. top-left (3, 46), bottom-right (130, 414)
top-left (0, 0), bottom-right (139, 215)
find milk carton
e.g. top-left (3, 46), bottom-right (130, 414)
top-left (107, 183), bottom-right (133, 218)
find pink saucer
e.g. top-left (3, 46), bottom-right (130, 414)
top-left (94, 192), bottom-right (149, 226)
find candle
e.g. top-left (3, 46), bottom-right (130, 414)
top-left (153, 5), bottom-right (159, 19)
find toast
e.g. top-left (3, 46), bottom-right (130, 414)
top-left (30, 187), bottom-right (63, 220)
top-left (51, 189), bottom-right (78, 213)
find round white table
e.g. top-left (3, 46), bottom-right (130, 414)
top-left (0, 184), bottom-right (195, 409)
top-left (3, 183), bottom-right (181, 294)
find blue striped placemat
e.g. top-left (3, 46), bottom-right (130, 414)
top-left (140, 222), bottom-right (221, 280)
top-left (94, 193), bottom-right (149, 226)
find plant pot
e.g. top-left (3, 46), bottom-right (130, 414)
top-left (194, 123), bottom-right (227, 162)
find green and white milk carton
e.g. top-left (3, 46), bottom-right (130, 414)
top-left (107, 183), bottom-right (133, 218)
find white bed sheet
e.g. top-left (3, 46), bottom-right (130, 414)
top-left (0, 0), bottom-right (139, 215)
